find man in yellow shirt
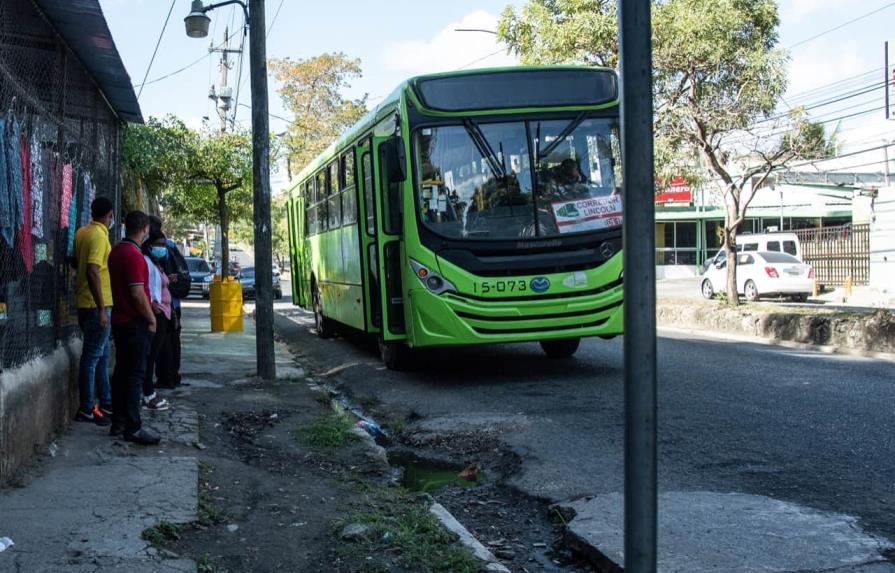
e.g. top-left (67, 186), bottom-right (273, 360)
top-left (74, 197), bottom-right (115, 426)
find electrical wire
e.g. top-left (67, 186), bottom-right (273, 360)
top-left (268, 0), bottom-right (286, 37)
top-left (134, 35), bottom-right (233, 88)
top-left (136, 0), bottom-right (177, 100)
top-left (787, 1), bottom-right (895, 50)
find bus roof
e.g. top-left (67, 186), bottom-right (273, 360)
top-left (289, 65), bottom-right (617, 193)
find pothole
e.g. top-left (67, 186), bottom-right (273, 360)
top-left (390, 453), bottom-right (487, 493)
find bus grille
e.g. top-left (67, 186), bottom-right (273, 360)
top-left (449, 299), bottom-right (622, 336)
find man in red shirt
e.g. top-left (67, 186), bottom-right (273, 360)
top-left (108, 211), bottom-right (160, 445)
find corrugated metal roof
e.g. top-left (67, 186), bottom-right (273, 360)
top-left (34, 0), bottom-right (143, 123)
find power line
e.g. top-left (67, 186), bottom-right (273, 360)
top-left (457, 48), bottom-right (506, 70)
top-left (134, 36), bottom-right (232, 88)
top-left (136, 0), bottom-right (177, 100)
top-left (268, 0), bottom-right (286, 37)
top-left (787, 1), bottom-right (895, 50)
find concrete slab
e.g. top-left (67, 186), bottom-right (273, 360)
top-left (561, 491), bottom-right (895, 573)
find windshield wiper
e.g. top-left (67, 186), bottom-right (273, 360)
top-left (537, 112), bottom-right (586, 160)
top-left (463, 119), bottom-right (506, 180)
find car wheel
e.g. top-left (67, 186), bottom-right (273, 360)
top-left (275, 288), bottom-right (283, 300)
top-left (744, 280), bottom-right (759, 302)
top-left (791, 293), bottom-right (808, 303)
top-left (312, 283), bottom-right (336, 339)
top-left (202, 293), bottom-right (209, 300)
top-left (379, 338), bottom-right (410, 370)
top-left (701, 279), bottom-right (715, 300)
top-left (540, 338), bottom-right (581, 359)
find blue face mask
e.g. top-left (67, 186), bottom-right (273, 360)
top-left (151, 246), bottom-right (168, 260)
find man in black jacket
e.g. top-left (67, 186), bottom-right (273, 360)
top-left (149, 216), bottom-right (191, 387)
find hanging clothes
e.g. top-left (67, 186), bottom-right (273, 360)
top-left (0, 116), bottom-right (10, 247)
top-left (67, 173), bottom-right (78, 257)
top-left (17, 133), bottom-right (33, 273)
top-left (60, 161), bottom-right (73, 227)
top-left (30, 135), bottom-right (44, 239)
top-left (6, 115), bottom-right (24, 229)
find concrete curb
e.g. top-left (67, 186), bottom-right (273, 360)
top-left (430, 502), bottom-right (511, 573)
top-left (659, 325), bottom-right (895, 363)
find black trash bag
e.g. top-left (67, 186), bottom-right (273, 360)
top-left (162, 241), bottom-right (192, 300)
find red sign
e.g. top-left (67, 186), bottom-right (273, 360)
top-left (655, 176), bottom-right (693, 204)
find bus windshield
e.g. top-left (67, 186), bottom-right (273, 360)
top-left (414, 117), bottom-right (621, 240)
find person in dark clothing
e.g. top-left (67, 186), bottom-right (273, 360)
top-left (108, 211), bottom-right (160, 445)
top-left (142, 230), bottom-right (175, 410)
top-left (149, 216), bottom-right (190, 388)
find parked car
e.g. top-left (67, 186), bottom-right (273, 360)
top-left (237, 266), bottom-right (283, 300)
top-left (184, 257), bottom-right (213, 299)
top-left (701, 251), bottom-right (814, 302)
top-left (702, 233), bottom-right (802, 273)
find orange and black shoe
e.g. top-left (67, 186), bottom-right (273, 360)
top-left (91, 405), bottom-right (112, 427)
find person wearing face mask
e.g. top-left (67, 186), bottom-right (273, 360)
top-left (141, 230), bottom-right (174, 411)
top-left (72, 197), bottom-right (115, 426)
top-left (107, 211), bottom-right (160, 445)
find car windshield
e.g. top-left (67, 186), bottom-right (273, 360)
top-left (759, 252), bottom-right (801, 264)
top-left (414, 117), bottom-right (621, 240)
top-left (186, 258), bottom-right (210, 273)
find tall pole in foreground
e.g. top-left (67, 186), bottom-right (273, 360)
top-left (618, 0), bottom-right (658, 571)
top-left (249, 0), bottom-right (276, 380)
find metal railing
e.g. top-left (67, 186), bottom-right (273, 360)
top-left (793, 223), bottom-right (870, 286)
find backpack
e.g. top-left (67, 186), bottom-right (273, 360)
top-left (162, 241), bottom-right (192, 300)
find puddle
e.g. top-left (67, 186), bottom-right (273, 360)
top-left (393, 455), bottom-right (486, 493)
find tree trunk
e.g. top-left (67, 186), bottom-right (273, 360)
top-left (218, 185), bottom-right (230, 280)
top-left (724, 196), bottom-right (740, 305)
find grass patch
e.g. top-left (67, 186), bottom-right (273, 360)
top-left (299, 409), bottom-right (358, 450)
top-left (339, 486), bottom-right (483, 573)
top-left (142, 521), bottom-right (184, 546)
top-left (358, 394), bottom-right (382, 409)
top-left (197, 552), bottom-right (217, 573)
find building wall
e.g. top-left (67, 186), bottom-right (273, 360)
top-left (870, 187), bottom-right (895, 292)
top-left (0, 0), bottom-right (122, 482)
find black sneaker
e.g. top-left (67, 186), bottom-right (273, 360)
top-left (123, 429), bottom-right (161, 445)
top-left (109, 423), bottom-right (126, 437)
top-left (75, 408), bottom-right (95, 423)
top-left (91, 405), bottom-right (111, 427)
top-left (99, 405), bottom-right (114, 417)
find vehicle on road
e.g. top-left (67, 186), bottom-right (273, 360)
top-left (238, 266), bottom-right (283, 300)
top-left (286, 66), bottom-right (625, 369)
top-left (701, 251), bottom-right (814, 302)
top-left (185, 257), bottom-right (213, 299)
top-left (702, 232), bottom-right (802, 272)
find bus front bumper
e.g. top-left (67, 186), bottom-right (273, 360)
top-left (406, 283), bottom-right (624, 348)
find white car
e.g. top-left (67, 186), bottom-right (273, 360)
top-left (701, 251), bottom-right (814, 302)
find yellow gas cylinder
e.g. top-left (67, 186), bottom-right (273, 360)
top-left (209, 276), bottom-right (244, 332)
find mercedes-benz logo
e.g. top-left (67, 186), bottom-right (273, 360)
top-left (600, 241), bottom-right (615, 259)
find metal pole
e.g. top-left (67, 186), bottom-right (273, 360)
top-left (885, 41), bottom-right (890, 121)
top-left (618, 0), bottom-right (658, 571)
top-left (249, 0), bottom-right (276, 379)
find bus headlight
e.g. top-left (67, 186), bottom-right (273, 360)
top-left (409, 259), bottom-right (457, 295)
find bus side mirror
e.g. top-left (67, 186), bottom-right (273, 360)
top-left (384, 137), bottom-right (406, 183)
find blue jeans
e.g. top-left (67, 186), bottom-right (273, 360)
top-left (77, 307), bottom-right (112, 411)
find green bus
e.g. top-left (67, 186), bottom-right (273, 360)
top-left (286, 66), bottom-right (624, 369)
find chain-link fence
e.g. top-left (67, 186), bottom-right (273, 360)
top-left (0, 0), bottom-right (122, 371)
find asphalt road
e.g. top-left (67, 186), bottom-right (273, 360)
top-left (269, 287), bottom-right (895, 545)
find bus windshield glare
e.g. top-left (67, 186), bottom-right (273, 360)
top-left (414, 117), bottom-right (621, 240)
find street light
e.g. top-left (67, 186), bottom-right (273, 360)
top-left (185, 0), bottom-right (276, 381)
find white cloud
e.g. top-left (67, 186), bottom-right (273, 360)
top-left (380, 10), bottom-right (517, 75)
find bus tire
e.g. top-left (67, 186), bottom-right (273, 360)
top-left (379, 339), bottom-right (409, 371)
top-left (540, 338), bottom-right (581, 359)
top-left (313, 283), bottom-right (336, 339)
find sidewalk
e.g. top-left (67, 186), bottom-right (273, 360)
top-left (0, 304), bottom-right (295, 572)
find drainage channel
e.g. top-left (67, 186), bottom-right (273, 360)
top-left (316, 380), bottom-right (599, 572)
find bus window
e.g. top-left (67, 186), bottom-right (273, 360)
top-left (342, 150), bottom-right (355, 189)
top-left (362, 153), bottom-right (374, 236)
top-left (329, 162), bottom-right (339, 194)
top-left (328, 161), bottom-right (341, 227)
top-left (316, 171), bottom-right (328, 231)
top-left (766, 241), bottom-right (780, 252)
top-left (379, 146), bottom-right (402, 235)
top-left (342, 187), bottom-right (357, 225)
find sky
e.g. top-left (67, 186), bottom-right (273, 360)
top-left (98, 0), bottom-right (895, 189)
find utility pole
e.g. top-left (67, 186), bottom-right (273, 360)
top-left (249, 0), bottom-right (276, 380)
top-left (618, 0), bottom-right (658, 571)
top-left (209, 26), bottom-right (240, 133)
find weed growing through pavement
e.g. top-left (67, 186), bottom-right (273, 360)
top-left (141, 521), bottom-right (184, 546)
top-left (197, 552), bottom-right (217, 573)
top-left (298, 409), bottom-right (358, 450)
top-left (338, 485), bottom-right (484, 573)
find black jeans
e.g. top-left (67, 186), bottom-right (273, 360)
top-left (144, 312), bottom-right (175, 395)
top-left (171, 304), bottom-right (182, 384)
top-left (111, 319), bottom-right (152, 435)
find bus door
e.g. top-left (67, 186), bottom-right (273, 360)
top-left (356, 140), bottom-right (382, 331)
top-left (373, 136), bottom-right (407, 339)
top-left (290, 185), bottom-right (312, 308)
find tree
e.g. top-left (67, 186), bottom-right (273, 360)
top-left (121, 115), bottom-right (193, 212)
top-left (269, 52), bottom-right (368, 176)
top-left (499, 0), bottom-right (828, 304)
top-left (160, 129), bottom-right (252, 279)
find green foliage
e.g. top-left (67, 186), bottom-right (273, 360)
top-left (141, 521), bottom-right (184, 546)
top-left (121, 115), bottom-right (192, 200)
top-left (299, 410), bottom-right (358, 450)
top-left (270, 52), bottom-right (368, 175)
